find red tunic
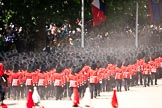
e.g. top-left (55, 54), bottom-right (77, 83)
top-left (123, 71), bottom-right (131, 79)
top-left (38, 73), bottom-right (44, 86)
top-left (89, 70), bottom-right (98, 83)
top-left (142, 64), bottom-right (151, 75)
top-left (0, 63), bottom-right (4, 76)
top-left (11, 72), bottom-right (20, 86)
top-left (115, 72), bottom-right (122, 80)
top-left (6, 70), bottom-right (13, 84)
top-left (115, 68), bottom-right (122, 80)
top-left (54, 73), bottom-right (63, 86)
top-left (18, 71), bottom-right (25, 85)
top-left (25, 72), bottom-right (33, 86)
top-left (69, 74), bottom-right (78, 87)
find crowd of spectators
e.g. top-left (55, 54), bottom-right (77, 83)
top-left (45, 19), bottom-right (82, 47)
top-left (0, 18), bottom-right (85, 56)
top-left (0, 22), bottom-right (24, 54)
top-left (0, 20), bottom-right (162, 74)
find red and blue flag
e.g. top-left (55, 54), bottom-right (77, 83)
top-left (91, 0), bottom-right (106, 26)
top-left (148, 0), bottom-right (162, 23)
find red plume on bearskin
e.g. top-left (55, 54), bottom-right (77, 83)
top-left (111, 89), bottom-right (118, 108)
top-left (72, 87), bottom-right (80, 107)
top-left (26, 89), bottom-right (34, 108)
top-left (0, 103), bottom-right (8, 108)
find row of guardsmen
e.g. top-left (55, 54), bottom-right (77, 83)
top-left (5, 57), bottom-right (162, 100)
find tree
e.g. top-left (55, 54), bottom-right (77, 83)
top-left (0, 0), bottom-right (152, 51)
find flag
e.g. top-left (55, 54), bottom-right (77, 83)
top-left (148, 0), bottom-right (162, 23)
top-left (91, 0), bottom-right (106, 26)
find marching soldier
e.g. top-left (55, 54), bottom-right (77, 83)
top-left (136, 59), bottom-right (144, 85)
top-left (48, 69), bottom-right (56, 98)
top-left (11, 70), bottom-right (20, 100)
top-left (96, 68), bottom-right (103, 96)
top-left (149, 60), bottom-right (158, 85)
top-left (155, 57), bottom-right (162, 78)
top-left (143, 63), bottom-right (151, 87)
top-left (109, 65), bottom-right (117, 91)
top-left (89, 69), bottom-right (98, 99)
top-left (104, 68), bottom-right (111, 92)
top-left (61, 71), bottom-right (66, 98)
top-left (77, 72), bottom-right (84, 98)
top-left (123, 67), bottom-right (131, 91)
top-left (18, 70), bottom-right (26, 99)
top-left (79, 66), bottom-right (90, 97)
top-left (0, 63), bottom-right (8, 103)
top-left (45, 69), bottom-right (54, 99)
top-left (6, 70), bottom-right (12, 99)
top-left (68, 72), bottom-right (78, 99)
top-left (115, 67), bottom-right (122, 92)
top-left (25, 71), bottom-right (34, 95)
top-left (130, 64), bottom-right (138, 86)
top-left (54, 72), bottom-right (64, 100)
top-left (154, 57), bottom-right (162, 78)
top-left (37, 72), bottom-right (47, 99)
top-left (32, 69), bottom-right (39, 87)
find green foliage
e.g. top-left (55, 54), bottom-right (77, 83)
top-left (1, 0), bottom-right (151, 28)
top-left (0, 0), bottom-right (151, 50)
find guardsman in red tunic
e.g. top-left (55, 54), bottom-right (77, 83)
top-left (0, 63), bottom-right (8, 103)
top-left (109, 64), bottom-right (117, 90)
top-left (123, 66), bottom-right (131, 91)
top-left (54, 72), bottom-right (63, 100)
top-left (25, 72), bottom-right (33, 93)
top-left (149, 60), bottom-right (158, 85)
top-left (47, 69), bottom-right (56, 98)
top-left (45, 70), bottom-right (53, 99)
top-left (37, 72), bottom-right (47, 99)
top-left (6, 70), bottom-right (12, 99)
top-left (115, 67), bottom-right (122, 92)
top-left (11, 71), bottom-right (20, 100)
top-left (61, 71), bottom-right (67, 98)
top-left (18, 70), bottom-right (26, 99)
top-left (104, 68), bottom-right (111, 92)
top-left (32, 69), bottom-right (40, 87)
top-left (97, 68), bottom-right (104, 96)
top-left (130, 64), bottom-right (137, 86)
top-left (79, 72), bottom-right (85, 98)
top-left (89, 69), bottom-right (98, 99)
top-left (155, 57), bottom-right (162, 78)
top-left (68, 72), bottom-right (78, 98)
top-left (142, 63), bottom-right (151, 87)
top-left (136, 59), bottom-right (143, 85)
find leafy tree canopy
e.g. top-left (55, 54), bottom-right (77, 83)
top-left (0, 0), bottom-right (151, 50)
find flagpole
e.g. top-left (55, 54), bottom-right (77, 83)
top-left (81, 0), bottom-right (84, 48)
top-left (135, 2), bottom-right (139, 48)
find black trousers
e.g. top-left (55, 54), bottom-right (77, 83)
top-left (137, 72), bottom-right (143, 85)
top-left (19, 84), bottom-right (25, 99)
top-left (116, 79), bottom-right (122, 92)
top-left (105, 79), bottom-right (111, 91)
top-left (0, 85), bottom-right (5, 102)
top-left (143, 74), bottom-right (151, 87)
top-left (6, 84), bottom-right (11, 98)
top-left (151, 72), bottom-right (158, 85)
top-left (157, 68), bottom-right (162, 78)
top-left (89, 83), bottom-right (97, 99)
top-left (38, 86), bottom-right (46, 99)
top-left (110, 76), bottom-right (116, 90)
top-left (12, 86), bottom-right (20, 100)
top-left (55, 86), bottom-right (63, 100)
top-left (124, 78), bottom-right (130, 91)
top-left (131, 73), bottom-right (138, 86)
